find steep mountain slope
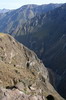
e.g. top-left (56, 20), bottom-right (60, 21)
top-left (0, 4), bottom-right (61, 34)
top-left (0, 33), bottom-right (64, 100)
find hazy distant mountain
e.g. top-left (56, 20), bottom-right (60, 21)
top-left (0, 4), bottom-right (62, 34)
top-left (0, 9), bottom-right (9, 13)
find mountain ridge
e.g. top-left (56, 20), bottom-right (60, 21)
top-left (0, 3), bottom-right (62, 34)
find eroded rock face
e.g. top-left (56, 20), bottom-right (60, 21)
top-left (0, 33), bottom-right (64, 100)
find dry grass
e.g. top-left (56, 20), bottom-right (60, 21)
top-left (0, 61), bottom-right (35, 88)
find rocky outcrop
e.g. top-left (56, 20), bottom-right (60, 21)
top-left (0, 33), bottom-right (64, 100)
top-left (0, 88), bottom-right (55, 100)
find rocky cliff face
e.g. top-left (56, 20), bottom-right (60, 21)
top-left (0, 33), bottom-right (64, 100)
